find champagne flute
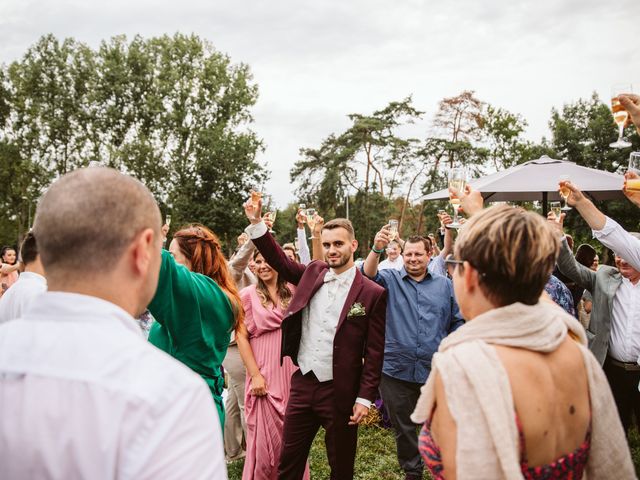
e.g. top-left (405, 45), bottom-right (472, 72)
top-left (437, 209), bottom-right (446, 235)
top-left (558, 174), bottom-right (572, 211)
top-left (610, 84), bottom-right (633, 149)
top-left (306, 208), bottom-right (317, 239)
top-left (250, 185), bottom-right (263, 208)
top-left (298, 203), bottom-right (307, 223)
top-left (165, 214), bottom-right (172, 227)
top-left (627, 152), bottom-right (640, 191)
top-left (549, 202), bottom-right (562, 219)
top-left (446, 168), bottom-right (467, 229)
top-left (388, 220), bottom-right (399, 241)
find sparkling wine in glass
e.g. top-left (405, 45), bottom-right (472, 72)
top-left (446, 168), bottom-right (467, 229)
top-left (388, 220), bottom-right (399, 241)
top-left (165, 214), bottom-right (172, 227)
top-left (610, 84), bottom-right (633, 149)
top-left (306, 208), bottom-right (317, 239)
top-left (558, 174), bottom-right (572, 211)
top-left (549, 202), bottom-right (562, 219)
top-left (250, 185), bottom-right (263, 208)
top-left (627, 152), bottom-right (640, 191)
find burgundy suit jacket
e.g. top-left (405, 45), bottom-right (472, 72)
top-left (252, 230), bottom-right (387, 413)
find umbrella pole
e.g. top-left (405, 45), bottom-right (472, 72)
top-left (542, 192), bottom-right (548, 217)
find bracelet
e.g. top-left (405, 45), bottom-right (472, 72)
top-left (371, 246), bottom-right (384, 254)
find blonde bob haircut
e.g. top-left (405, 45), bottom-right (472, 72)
top-left (454, 205), bottom-right (559, 307)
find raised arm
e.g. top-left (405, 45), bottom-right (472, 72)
top-left (438, 213), bottom-right (454, 258)
top-left (363, 224), bottom-right (391, 279)
top-left (562, 180), bottom-right (640, 271)
top-left (296, 210), bottom-right (311, 265)
top-left (0, 262), bottom-right (20, 275)
top-left (244, 198), bottom-right (306, 285)
top-left (547, 212), bottom-right (597, 292)
top-left (228, 237), bottom-right (256, 285)
top-left (311, 214), bottom-right (324, 262)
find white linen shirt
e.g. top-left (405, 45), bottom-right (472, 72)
top-left (609, 277), bottom-right (640, 362)
top-left (593, 216), bottom-right (640, 272)
top-left (0, 292), bottom-right (226, 480)
top-left (0, 271), bottom-right (47, 324)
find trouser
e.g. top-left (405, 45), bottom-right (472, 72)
top-left (379, 373), bottom-right (424, 479)
top-left (279, 370), bottom-right (358, 480)
top-left (222, 344), bottom-right (247, 460)
top-left (603, 356), bottom-right (640, 435)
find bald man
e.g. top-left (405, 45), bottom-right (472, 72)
top-left (0, 168), bottom-right (226, 480)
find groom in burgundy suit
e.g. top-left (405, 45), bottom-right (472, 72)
top-left (244, 201), bottom-right (387, 479)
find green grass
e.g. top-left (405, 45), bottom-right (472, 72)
top-left (227, 424), bottom-right (409, 479)
top-left (229, 425), bottom-right (640, 479)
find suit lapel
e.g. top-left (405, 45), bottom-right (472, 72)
top-left (288, 265), bottom-right (328, 315)
top-left (606, 269), bottom-right (623, 317)
top-left (336, 269), bottom-right (365, 332)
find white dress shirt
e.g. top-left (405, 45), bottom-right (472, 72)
top-left (0, 271), bottom-right (47, 324)
top-left (378, 256), bottom-right (404, 271)
top-left (593, 216), bottom-right (640, 272)
top-left (609, 277), bottom-right (640, 362)
top-left (246, 221), bottom-right (371, 407)
top-left (0, 292), bottom-right (226, 480)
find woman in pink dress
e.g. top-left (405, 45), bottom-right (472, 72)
top-left (236, 252), bottom-right (310, 480)
top-left (0, 246), bottom-right (20, 298)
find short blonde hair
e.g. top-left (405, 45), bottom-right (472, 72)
top-left (454, 205), bottom-right (559, 306)
top-left (33, 167), bottom-right (161, 277)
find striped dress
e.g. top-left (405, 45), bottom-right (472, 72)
top-left (241, 284), bottom-right (309, 480)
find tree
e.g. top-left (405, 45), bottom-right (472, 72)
top-left (548, 92), bottom-right (640, 253)
top-left (0, 33), bottom-right (266, 248)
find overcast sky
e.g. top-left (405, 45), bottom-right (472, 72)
top-left (1, 0), bottom-right (638, 206)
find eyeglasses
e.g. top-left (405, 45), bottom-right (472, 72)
top-left (444, 254), bottom-right (486, 278)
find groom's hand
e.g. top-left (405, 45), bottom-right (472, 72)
top-left (348, 403), bottom-right (369, 425)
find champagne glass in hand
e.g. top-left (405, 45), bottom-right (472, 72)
top-left (610, 84), bottom-right (633, 149)
top-left (447, 167), bottom-right (467, 229)
top-left (306, 208), bottom-right (317, 239)
top-left (558, 175), bottom-right (572, 211)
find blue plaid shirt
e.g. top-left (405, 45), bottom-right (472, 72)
top-left (365, 266), bottom-right (464, 384)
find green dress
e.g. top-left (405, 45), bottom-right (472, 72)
top-left (148, 250), bottom-right (234, 427)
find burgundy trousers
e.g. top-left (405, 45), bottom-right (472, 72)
top-left (278, 370), bottom-right (358, 479)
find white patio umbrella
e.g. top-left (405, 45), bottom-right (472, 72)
top-left (421, 156), bottom-right (626, 213)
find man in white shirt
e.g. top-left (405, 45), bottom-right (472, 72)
top-left (378, 240), bottom-right (403, 271)
top-left (244, 202), bottom-right (387, 480)
top-left (0, 167), bottom-right (226, 480)
top-left (0, 231), bottom-right (46, 324)
top-left (561, 180), bottom-right (640, 271)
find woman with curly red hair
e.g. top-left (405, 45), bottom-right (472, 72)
top-left (148, 224), bottom-right (241, 426)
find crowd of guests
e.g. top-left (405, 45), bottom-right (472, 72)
top-left (0, 95), bottom-right (640, 480)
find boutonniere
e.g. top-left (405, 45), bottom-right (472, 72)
top-left (348, 302), bottom-right (366, 317)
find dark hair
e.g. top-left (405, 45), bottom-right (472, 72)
top-left (20, 232), bottom-right (39, 265)
top-left (282, 243), bottom-right (299, 262)
top-left (575, 244), bottom-right (597, 268)
top-left (322, 218), bottom-right (355, 239)
top-left (1, 246), bottom-right (17, 265)
top-left (404, 235), bottom-right (432, 253)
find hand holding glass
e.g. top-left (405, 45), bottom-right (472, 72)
top-left (610, 84), bottom-right (633, 149)
top-left (627, 152), bottom-right (640, 191)
top-left (447, 168), bottom-right (467, 229)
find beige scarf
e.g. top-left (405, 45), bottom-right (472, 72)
top-left (411, 301), bottom-right (635, 480)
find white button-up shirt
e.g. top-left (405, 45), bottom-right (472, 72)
top-left (0, 271), bottom-right (47, 324)
top-left (0, 292), bottom-right (226, 480)
top-left (298, 266), bottom-right (356, 382)
top-left (609, 277), bottom-right (640, 362)
top-left (593, 216), bottom-right (640, 272)
top-left (246, 221), bottom-right (371, 407)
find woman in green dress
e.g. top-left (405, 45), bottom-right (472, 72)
top-left (148, 224), bottom-right (242, 427)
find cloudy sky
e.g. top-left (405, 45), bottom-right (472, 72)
top-left (1, 0), bottom-right (638, 206)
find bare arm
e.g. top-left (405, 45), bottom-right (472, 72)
top-left (235, 313), bottom-right (267, 396)
top-left (311, 214), bottom-right (324, 262)
top-left (561, 180), bottom-right (606, 231)
top-left (363, 225), bottom-right (391, 278)
top-left (438, 213), bottom-right (454, 258)
top-left (623, 170), bottom-right (640, 208)
top-left (619, 94), bottom-right (640, 137)
top-left (431, 372), bottom-right (458, 480)
top-left (0, 262), bottom-right (20, 275)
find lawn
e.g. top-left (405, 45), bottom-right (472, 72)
top-left (228, 425), bottom-right (640, 479)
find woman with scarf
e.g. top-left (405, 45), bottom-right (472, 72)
top-left (412, 203), bottom-right (633, 479)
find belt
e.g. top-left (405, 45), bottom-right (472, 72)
top-left (608, 357), bottom-right (640, 372)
